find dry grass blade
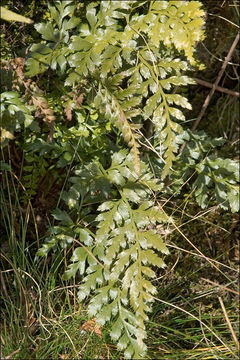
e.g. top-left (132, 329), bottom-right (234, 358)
top-left (202, 278), bottom-right (240, 296)
top-left (218, 296), bottom-right (240, 351)
top-left (167, 244), bottom-right (238, 273)
top-left (208, 12), bottom-right (240, 29)
top-left (2, 348), bottom-right (21, 360)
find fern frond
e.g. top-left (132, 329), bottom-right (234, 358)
top-left (68, 152), bottom-right (170, 358)
top-left (145, 0), bottom-right (205, 65)
top-left (56, 150), bottom-right (171, 357)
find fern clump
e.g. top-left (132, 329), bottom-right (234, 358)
top-left (12, 0), bottom-right (238, 358)
top-left (24, 0), bottom-right (205, 178)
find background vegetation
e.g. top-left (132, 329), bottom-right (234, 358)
top-left (1, 0), bottom-right (239, 359)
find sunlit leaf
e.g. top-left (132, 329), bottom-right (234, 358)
top-left (1, 6), bottom-right (33, 23)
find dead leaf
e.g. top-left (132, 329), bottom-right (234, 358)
top-left (58, 354), bottom-right (70, 359)
top-left (75, 93), bottom-right (83, 108)
top-left (65, 106), bottom-right (72, 121)
top-left (81, 318), bottom-right (102, 338)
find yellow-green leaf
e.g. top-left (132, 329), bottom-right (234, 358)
top-left (0, 7), bottom-right (33, 24)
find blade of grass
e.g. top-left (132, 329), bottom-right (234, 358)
top-left (218, 296), bottom-right (240, 351)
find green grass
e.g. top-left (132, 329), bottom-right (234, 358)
top-left (2, 276), bottom-right (238, 360)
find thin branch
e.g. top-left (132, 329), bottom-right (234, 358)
top-left (192, 32), bottom-right (239, 131)
top-left (193, 77), bottom-right (240, 97)
top-left (179, 32), bottom-right (240, 153)
top-left (208, 12), bottom-right (240, 29)
top-left (200, 42), bottom-right (240, 66)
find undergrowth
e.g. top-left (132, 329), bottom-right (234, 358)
top-left (0, 1), bottom-right (239, 359)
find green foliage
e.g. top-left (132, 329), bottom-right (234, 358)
top-left (0, 91), bottom-right (39, 145)
top-left (21, 153), bottom-right (49, 202)
top-left (25, 0), bottom-right (204, 177)
top-left (169, 131), bottom-right (239, 213)
top-left (25, 0), bottom-right (79, 76)
top-left (2, 0), bottom-right (239, 358)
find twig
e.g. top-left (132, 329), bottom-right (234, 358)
top-left (218, 296), bottom-right (240, 351)
top-left (179, 32), bottom-right (240, 153)
top-left (192, 32), bottom-right (239, 131)
top-left (193, 77), bottom-right (240, 97)
top-left (200, 42), bottom-right (240, 66)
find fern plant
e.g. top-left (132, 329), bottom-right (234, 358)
top-left (3, 0), bottom-right (237, 358)
top-left (38, 151), bottom-right (171, 358)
